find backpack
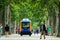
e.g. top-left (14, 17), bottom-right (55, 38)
top-left (41, 25), bottom-right (45, 30)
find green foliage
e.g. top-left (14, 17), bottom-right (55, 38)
top-left (10, 0), bottom-right (47, 29)
top-left (32, 22), bottom-right (39, 29)
top-left (0, 0), bottom-right (59, 29)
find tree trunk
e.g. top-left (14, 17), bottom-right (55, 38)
top-left (55, 11), bottom-right (59, 36)
top-left (57, 2), bottom-right (60, 36)
top-left (47, 16), bottom-right (52, 35)
top-left (14, 20), bottom-right (17, 34)
top-left (50, 16), bottom-right (54, 35)
top-left (5, 5), bottom-right (7, 26)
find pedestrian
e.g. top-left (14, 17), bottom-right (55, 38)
top-left (0, 24), bottom-right (3, 37)
top-left (40, 22), bottom-right (46, 39)
top-left (36, 29), bottom-right (39, 34)
top-left (16, 28), bottom-right (18, 34)
top-left (47, 26), bottom-right (52, 36)
top-left (5, 24), bottom-right (9, 37)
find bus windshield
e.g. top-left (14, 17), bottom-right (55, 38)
top-left (22, 22), bottom-right (30, 27)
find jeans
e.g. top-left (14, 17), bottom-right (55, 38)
top-left (0, 31), bottom-right (2, 37)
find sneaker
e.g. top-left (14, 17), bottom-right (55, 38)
top-left (40, 38), bottom-right (42, 39)
top-left (44, 37), bottom-right (45, 39)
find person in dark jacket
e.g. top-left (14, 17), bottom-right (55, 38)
top-left (5, 24), bottom-right (9, 37)
top-left (36, 29), bottom-right (39, 34)
top-left (40, 22), bottom-right (46, 39)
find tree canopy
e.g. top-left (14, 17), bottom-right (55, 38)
top-left (0, 0), bottom-right (59, 29)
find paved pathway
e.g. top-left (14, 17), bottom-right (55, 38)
top-left (0, 33), bottom-right (60, 40)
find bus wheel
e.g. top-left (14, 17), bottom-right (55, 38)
top-left (21, 34), bottom-right (23, 36)
top-left (29, 34), bottom-right (31, 36)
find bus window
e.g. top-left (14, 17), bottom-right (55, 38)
top-left (22, 22), bottom-right (30, 28)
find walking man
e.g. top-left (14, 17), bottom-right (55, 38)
top-left (40, 22), bottom-right (46, 39)
top-left (5, 24), bottom-right (9, 37)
